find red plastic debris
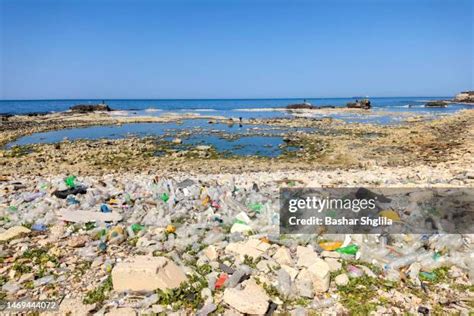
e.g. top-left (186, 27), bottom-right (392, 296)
top-left (215, 273), bottom-right (229, 289)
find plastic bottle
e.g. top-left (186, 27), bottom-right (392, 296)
top-left (100, 204), bottom-right (111, 213)
top-left (196, 303), bottom-right (217, 316)
top-left (226, 265), bottom-right (251, 288)
top-left (65, 175), bottom-right (77, 189)
top-left (335, 244), bottom-right (359, 255)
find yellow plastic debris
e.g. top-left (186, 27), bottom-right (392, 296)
top-left (108, 198), bottom-right (120, 205)
top-left (202, 195), bottom-right (211, 206)
top-left (107, 226), bottom-right (124, 240)
top-left (319, 241), bottom-right (343, 251)
top-left (379, 210), bottom-right (401, 222)
top-left (166, 224), bottom-right (176, 234)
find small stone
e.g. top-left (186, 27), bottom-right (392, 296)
top-left (223, 279), bottom-right (269, 315)
top-left (281, 264), bottom-right (298, 280)
top-left (357, 265), bottom-right (377, 278)
top-left (33, 275), bottom-right (55, 287)
top-left (203, 245), bottom-right (218, 261)
top-left (152, 305), bottom-right (164, 314)
top-left (58, 298), bottom-right (96, 316)
top-left (172, 138), bottom-right (182, 144)
top-left (112, 256), bottom-right (187, 292)
top-left (321, 250), bottom-right (341, 258)
top-left (307, 259), bottom-right (330, 292)
top-left (324, 257), bottom-right (342, 272)
top-left (295, 269), bottom-right (314, 298)
top-left (296, 246), bottom-right (319, 268)
top-left (335, 273), bottom-right (349, 286)
top-left (196, 145), bottom-right (211, 151)
top-left (256, 259), bottom-right (279, 273)
top-left (106, 307), bottom-right (137, 316)
top-left (201, 287), bottom-right (213, 303)
top-left (2, 281), bottom-right (20, 294)
top-left (225, 239), bottom-right (270, 260)
top-left (67, 235), bottom-right (88, 248)
top-left (273, 247), bottom-right (294, 266)
top-left (18, 273), bottom-right (34, 283)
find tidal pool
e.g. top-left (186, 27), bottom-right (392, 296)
top-left (6, 119), bottom-right (305, 157)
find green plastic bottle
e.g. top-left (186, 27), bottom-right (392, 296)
top-left (160, 193), bottom-right (169, 202)
top-left (335, 244), bottom-right (359, 255)
top-left (131, 223), bottom-right (145, 234)
top-left (248, 203), bottom-right (263, 213)
top-left (65, 175), bottom-right (76, 189)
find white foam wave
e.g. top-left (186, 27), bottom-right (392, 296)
top-left (144, 108), bottom-right (162, 112)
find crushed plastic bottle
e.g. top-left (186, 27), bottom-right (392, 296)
top-left (215, 273), bottom-right (228, 289)
top-left (196, 303), bottom-right (217, 316)
top-left (100, 204), bottom-right (111, 213)
top-left (31, 223), bottom-right (47, 231)
top-left (64, 175), bottom-right (77, 189)
top-left (160, 192), bottom-right (169, 202)
top-left (335, 244), bottom-right (359, 255)
top-left (248, 202), bottom-right (263, 213)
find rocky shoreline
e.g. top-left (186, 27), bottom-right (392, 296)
top-left (1, 109), bottom-right (472, 176)
top-left (0, 109), bottom-right (473, 315)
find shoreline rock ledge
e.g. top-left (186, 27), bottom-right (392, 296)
top-left (454, 91), bottom-right (474, 103)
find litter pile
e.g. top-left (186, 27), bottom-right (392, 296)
top-left (0, 174), bottom-right (472, 315)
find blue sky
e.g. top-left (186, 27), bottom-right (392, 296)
top-left (0, 0), bottom-right (472, 99)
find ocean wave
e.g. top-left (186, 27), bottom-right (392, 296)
top-left (109, 110), bottom-right (131, 116)
top-left (192, 109), bottom-right (217, 112)
top-left (144, 108), bottom-right (162, 112)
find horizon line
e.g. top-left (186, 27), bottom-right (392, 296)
top-left (0, 95), bottom-right (453, 102)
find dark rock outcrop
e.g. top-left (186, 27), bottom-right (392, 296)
top-left (347, 99), bottom-right (371, 109)
top-left (454, 91), bottom-right (474, 103)
top-left (286, 103), bottom-right (314, 109)
top-left (425, 101), bottom-right (448, 108)
top-left (70, 104), bottom-right (112, 113)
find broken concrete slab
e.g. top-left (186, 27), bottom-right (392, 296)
top-left (225, 239), bottom-right (270, 260)
top-left (111, 256), bottom-right (187, 292)
top-left (272, 246), bottom-right (294, 266)
top-left (307, 258), bottom-right (330, 292)
top-left (296, 246), bottom-right (319, 268)
top-left (58, 210), bottom-right (123, 223)
top-left (223, 279), bottom-right (269, 315)
top-left (0, 226), bottom-right (30, 242)
top-left (324, 257), bottom-right (342, 272)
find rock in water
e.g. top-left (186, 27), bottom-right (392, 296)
top-left (223, 279), bottom-right (269, 315)
top-left (70, 104), bottom-right (112, 112)
top-left (111, 256), bottom-right (187, 292)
